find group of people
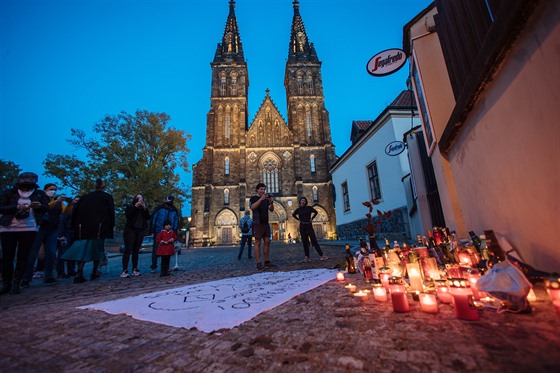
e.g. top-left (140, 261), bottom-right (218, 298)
top-left (0, 172), bottom-right (183, 295)
top-left (239, 183), bottom-right (328, 271)
top-left (1, 175), bottom-right (330, 294)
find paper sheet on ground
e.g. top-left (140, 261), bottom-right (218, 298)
top-left (78, 268), bottom-right (337, 333)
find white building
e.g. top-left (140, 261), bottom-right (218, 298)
top-left (331, 91), bottom-right (421, 241)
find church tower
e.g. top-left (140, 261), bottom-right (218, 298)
top-left (191, 0), bottom-right (337, 247)
top-left (284, 0), bottom-right (337, 208)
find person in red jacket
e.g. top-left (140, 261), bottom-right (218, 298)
top-left (155, 220), bottom-right (177, 277)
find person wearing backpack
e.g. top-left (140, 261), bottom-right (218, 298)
top-left (238, 210), bottom-right (253, 260)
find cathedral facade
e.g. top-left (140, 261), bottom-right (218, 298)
top-left (191, 0), bottom-right (337, 246)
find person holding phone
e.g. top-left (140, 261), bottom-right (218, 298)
top-left (22, 183), bottom-right (67, 285)
top-left (121, 194), bottom-right (150, 278)
top-left (0, 172), bottom-right (49, 294)
top-left (249, 183), bottom-right (275, 271)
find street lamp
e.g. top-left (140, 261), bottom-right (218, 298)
top-left (186, 216), bottom-right (192, 249)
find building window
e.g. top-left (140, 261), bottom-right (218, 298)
top-left (310, 154), bottom-right (315, 173)
top-left (312, 186), bottom-right (318, 202)
top-left (262, 158), bottom-right (279, 193)
top-left (411, 52), bottom-right (436, 155)
top-left (225, 114), bottom-right (231, 140)
top-left (306, 72), bottom-right (314, 94)
top-left (225, 157), bottom-right (230, 175)
top-left (224, 189), bottom-right (230, 205)
top-left (306, 113), bottom-right (311, 138)
top-left (367, 161), bottom-right (382, 200)
top-left (220, 76), bottom-right (227, 96)
top-left (341, 181), bottom-right (350, 212)
top-left (231, 74), bottom-right (237, 96)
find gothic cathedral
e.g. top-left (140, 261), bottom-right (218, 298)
top-left (191, 0), bottom-right (337, 246)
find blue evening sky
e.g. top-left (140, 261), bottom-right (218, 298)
top-left (0, 0), bottom-right (432, 215)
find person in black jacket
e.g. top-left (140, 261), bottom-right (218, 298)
top-left (21, 183), bottom-right (66, 285)
top-left (62, 178), bottom-right (115, 283)
top-left (292, 197), bottom-right (329, 263)
top-left (55, 196), bottom-right (80, 278)
top-left (120, 194), bottom-right (150, 278)
top-left (0, 172), bottom-right (49, 294)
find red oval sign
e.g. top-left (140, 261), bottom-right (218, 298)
top-left (367, 48), bottom-right (407, 77)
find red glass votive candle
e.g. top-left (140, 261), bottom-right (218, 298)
top-left (467, 269), bottom-right (484, 300)
top-left (545, 275), bottom-right (560, 302)
top-left (445, 264), bottom-right (462, 278)
top-left (553, 300), bottom-right (560, 317)
top-left (434, 279), bottom-right (453, 304)
top-left (372, 283), bottom-right (388, 302)
top-left (419, 292), bottom-right (439, 314)
top-left (449, 278), bottom-right (479, 321)
top-left (457, 251), bottom-right (473, 267)
top-left (389, 277), bottom-right (410, 313)
top-left (414, 246), bottom-right (429, 258)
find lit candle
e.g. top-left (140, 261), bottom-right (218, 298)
top-left (545, 275), bottom-right (560, 302)
top-left (553, 300), bottom-right (560, 317)
top-left (414, 246), bottom-right (429, 259)
top-left (434, 280), bottom-right (453, 304)
top-left (467, 270), bottom-right (484, 300)
top-left (354, 290), bottom-right (369, 301)
top-left (457, 251), bottom-right (473, 267)
top-left (527, 288), bottom-right (537, 302)
top-left (345, 283), bottom-right (357, 293)
top-left (379, 267), bottom-right (391, 290)
top-left (336, 272), bottom-right (345, 282)
top-left (449, 278), bottom-right (479, 321)
top-left (372, 283), bottom-right (388, 302)
top-left (419, 292), bottom-right (439, 314)
top-left (474, 296), bottom-right (502, 309)
top-left (406, 262), bottom-right (424, 292)
top-left (445, 264), bottom-right (461, 278)
top-left (425, 257), bottom-right (440, 280)
top-left (389, 277), bottom-right (410, 313)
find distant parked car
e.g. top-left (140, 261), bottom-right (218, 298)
top-left (119, 235), bottom-right (154, 253)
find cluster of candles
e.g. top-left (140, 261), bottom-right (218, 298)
top-left (337, 245), bottom-right (560, 318)
top-left (336, 268), bottom-right (500, 321)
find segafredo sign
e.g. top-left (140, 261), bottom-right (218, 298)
top-left (367, 48), bottom-right (406, 77)
top-left (385, 141), bottom-right (406, 156)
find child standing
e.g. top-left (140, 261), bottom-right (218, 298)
top-left (155, 220), bottom-right (177, 277)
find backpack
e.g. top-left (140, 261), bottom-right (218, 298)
top-left (241, 220), bottom-right (250, 234)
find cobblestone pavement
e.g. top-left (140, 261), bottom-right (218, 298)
top-left (1, 242), bottom-right (559, 373)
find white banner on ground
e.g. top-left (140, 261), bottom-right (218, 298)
top-left (78, 268), bottom-right (337, 333)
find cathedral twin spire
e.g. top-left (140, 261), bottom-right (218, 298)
top-left (213, 0), bottom-right (244, 63)
top-left (288, 0), bottom-right (318, 62)
top-left (213, 0), bottom-right (318, 64)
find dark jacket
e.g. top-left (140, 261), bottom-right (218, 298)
top-left (0, 188), bottom-right (49, 227)
top-left (57, 204), bottom-right (76, 244)
top-left (72, 190), bottom-right (115, 240)
top-left (40, 197), bottom-right (65, 232)
top-left (150, 204), bottom-right (179, 233)
top-left (125, 204), bottom-right (150, 230)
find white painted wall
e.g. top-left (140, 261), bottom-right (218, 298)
top-left (332, 112), bottom-right (420, 229)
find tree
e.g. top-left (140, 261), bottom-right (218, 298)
top-left (0, 159), bottom-right (22, 192)
top-left (44, 110), bottom-right (191, 227)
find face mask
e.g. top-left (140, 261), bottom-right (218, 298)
top-left (46, 190), bottom-right (56, 197)
top-left (18, 189), bottom-right (34, 198)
